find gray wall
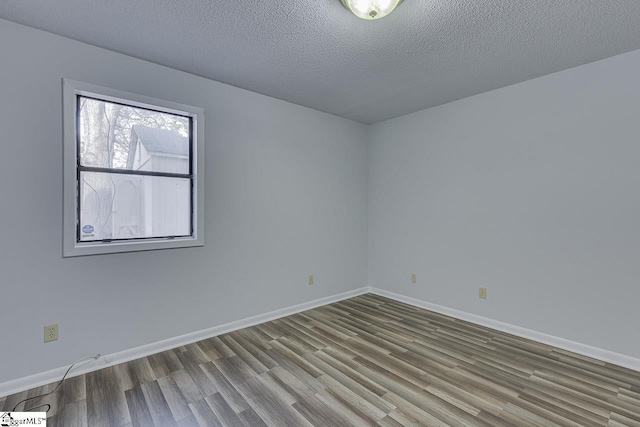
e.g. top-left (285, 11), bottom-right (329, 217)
top-left (0, 19), bottom-right (368, 384)
top-left (369, 48), bottom-right (640, 358)
top-left (2, 16), bottom-right (639, 386)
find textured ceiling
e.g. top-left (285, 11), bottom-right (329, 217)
top-left (2, 1), bottom-right (640, 124)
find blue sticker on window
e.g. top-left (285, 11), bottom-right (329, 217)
top-left (82, 225), bottom-right (94, 234)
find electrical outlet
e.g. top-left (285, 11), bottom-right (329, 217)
top-left (479, 287), bottom-right (487, 300)
top-left (44, 324), bottom-right (59, 342)
top-left (411, 273), bottom-right (417, 284)
top-left (308, 275), bottom-right (314, 286)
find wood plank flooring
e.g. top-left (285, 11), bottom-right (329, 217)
top-left (2, 294), bottom-right (640, 426)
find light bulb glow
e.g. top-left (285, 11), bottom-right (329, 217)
top-left (354, 0), bottom-right (370, 13)
top-left (342, 0), bottom-right (403, 20)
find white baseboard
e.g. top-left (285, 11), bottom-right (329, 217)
top-left (5, 285), bottom-right (637, 399)
top-left (0, 287), bottom-right (370, 398)
top-left (368, 287), bottom-right (640, 372)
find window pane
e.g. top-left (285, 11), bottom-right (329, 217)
top-left (79, 172), bottom-right (191, 241)
top-left (79, 97), bottom-right (190, 174)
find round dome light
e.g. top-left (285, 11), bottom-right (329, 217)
top-left (341, 0), bottom-right (404, 20)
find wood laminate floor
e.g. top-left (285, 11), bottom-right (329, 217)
top-left (2, 294), bottom-right (640, 426)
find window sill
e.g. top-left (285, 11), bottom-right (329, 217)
top-left (63, 236), bottom-right (204, 257)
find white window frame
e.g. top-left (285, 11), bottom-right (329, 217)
top-left (63, 79), bottom-right (204, 257)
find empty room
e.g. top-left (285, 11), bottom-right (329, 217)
top-left (1, 1), bottom-right (640, 426)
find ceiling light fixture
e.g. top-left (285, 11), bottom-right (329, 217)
top-left (341, 0), bottom-right (403, 20)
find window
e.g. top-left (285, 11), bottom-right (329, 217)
top-left (63, 80), bottom-right (204, 256)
